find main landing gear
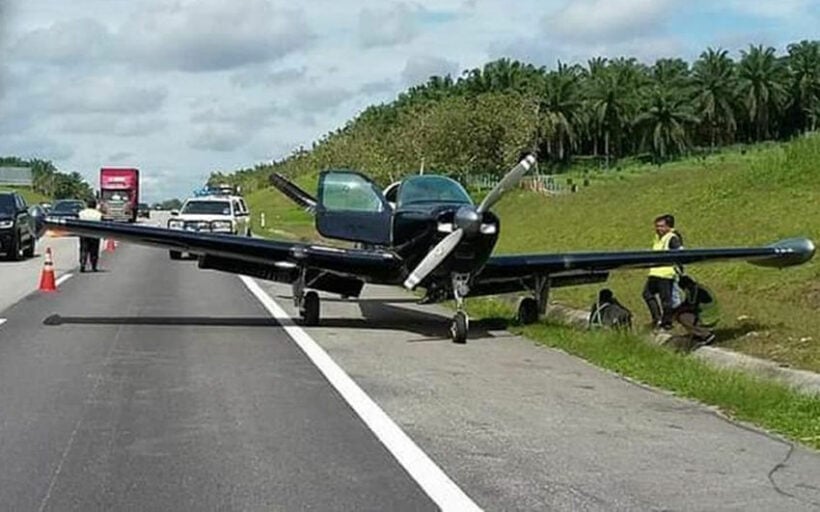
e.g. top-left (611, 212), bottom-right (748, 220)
top-left (517, 275), bottom-right (551, 326)
top-left (293, 269), bottom-right (320, 326)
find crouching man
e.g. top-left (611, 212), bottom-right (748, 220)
top-left (672, 275), bottom-right (719, 347)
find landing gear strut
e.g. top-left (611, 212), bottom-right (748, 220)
top-left (517, 275), bottom-right (551, 325)
top-left (450, 273), bottom-right (470, 344)
top-left (293, 268), bottom-right (321, 326)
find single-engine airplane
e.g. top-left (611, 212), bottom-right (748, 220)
top-left (43, 155), bottom-right (815, 343)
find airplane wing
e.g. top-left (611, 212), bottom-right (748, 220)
top-left (470, 238), bottom-right (815, 295)
top-left (269, 173), bottom-right (317, 213)
top-left (45, 218), bottom-right (403, 288)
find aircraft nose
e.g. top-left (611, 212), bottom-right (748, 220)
top-left (454, 205), bottom-right (481, 236)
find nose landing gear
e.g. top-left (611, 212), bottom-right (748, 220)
top-left (450, 273), bottom-right (471, 344)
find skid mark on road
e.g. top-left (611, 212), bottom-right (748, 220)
top-left (239, 275), bottom-right (482, 512)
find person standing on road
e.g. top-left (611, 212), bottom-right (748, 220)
top-left (642, 214), bottom-right (683, 330)
top-left (78, 198), bottom-right (103, 272)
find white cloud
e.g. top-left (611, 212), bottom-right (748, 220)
top-left (359, 3), bottom-right (421, 48)
top-left (401, 55), bottom-right (460, 85)
top-left (60, 114), bottom-right (168, 137)
top-left (295, 86), bottom-right (352, 113)
top-left (543, 0), bottom-right (676, 43)
top-left (188, 125), bottom-right (247, 152)
top-left (46, 77), bottom-right (167, 114)
top-left (11, 18), bottom-right (114, 65)
top-left (230, 66), bottom-right (308, 88)
top-left (727, 0), bottom-right (816, 19)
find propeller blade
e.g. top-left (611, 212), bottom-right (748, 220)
top-left (477, 154), bottom-right (537, 213)
top-left (403, 228), bottom-right (465, 290)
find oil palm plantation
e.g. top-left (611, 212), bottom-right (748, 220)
top-left (634, 88), bottom-right (699, 162)
top-left (787, 40), bottom-right (820, 133)
top-left (692, 48), bottom-right (738, 148)
top-left (537, 63), bottom-right (583, 161)
top-left (737, 45), bottom-right (790, 141)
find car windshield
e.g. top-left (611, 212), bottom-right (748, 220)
top-left (52, 200), bottom-right (84, 213)
top-left (181, 200), bottom-right (231, 215)
top-left (397, 176), bottom-right (473, 207)
top-left (0, 195), bottom-right (15, 215)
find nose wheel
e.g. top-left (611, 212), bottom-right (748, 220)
top-left (450, 273), bottom-right (471, 344)
top-left (450, 311), bottom-right (468, 344)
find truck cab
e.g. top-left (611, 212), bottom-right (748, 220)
top-left (100, 168), bottom-right (139, 222)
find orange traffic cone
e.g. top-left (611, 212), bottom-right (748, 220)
top-left (104, 238), bottom-right (117, 252)
top-left (39, 248), bottom-right (57, 292)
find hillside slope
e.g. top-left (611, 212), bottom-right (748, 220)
top-left (493, 135), bottom-right (819, 371)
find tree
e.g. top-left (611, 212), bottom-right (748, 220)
top-left (692, 47), bottom-right (738, 149)
top-left (634, 88), bottom-right (699, 161)
top-left (587, 61), bottom-right (644, 167)
top-left (787, 40), bottom-right (820, 133)
top-left (737, 45), bottom-right (789, 141)
top-left (537, 63), bottom-right (582, 161)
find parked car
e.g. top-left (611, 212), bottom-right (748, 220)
top-left (166, 194), bottom-right (251, 259)
top-left (48, 199), bottom-right (86, 219)
top-left (0, 191), bottom-right (38, 260)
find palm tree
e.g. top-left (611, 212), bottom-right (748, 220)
top-left (737, 45), bottom-right (789, 141)
top-left (787, 40), bottom-right (820, 133)
top-left (692, 47), bottom-right (738, 149)
top-left (537, 63), bottom-right (582, 161)
top-left (634, 88), bottom-right (699, 162)
top-left (652, 58), bottom-right (690, 90)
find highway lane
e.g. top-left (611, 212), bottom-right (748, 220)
top-left (0, 242), bottom-right (435, 511)
top-left (260, 281), bottom-right (820, 511)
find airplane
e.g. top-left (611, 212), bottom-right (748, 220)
top-left (42, 155), bottom-right (815, 343)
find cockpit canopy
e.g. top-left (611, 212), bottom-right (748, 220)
top-left (397, 176), bottom-right (473, 208)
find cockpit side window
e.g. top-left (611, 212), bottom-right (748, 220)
top-left (320, 172), bottom-right (385, 213)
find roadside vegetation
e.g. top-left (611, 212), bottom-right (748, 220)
top-left (0, 157), bottom-right (94, 201)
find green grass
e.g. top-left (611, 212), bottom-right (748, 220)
top-left (467, 298), bottom-right (820, 450)
top-left (0, 186), bottom-right (50, 205)
top-left (493, 134), bottom-right (820, 372)
top-left (245, 173), bottom-right (318, 241)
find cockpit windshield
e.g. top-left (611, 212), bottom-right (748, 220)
top-left (397, 176), bottom-right (472, 207)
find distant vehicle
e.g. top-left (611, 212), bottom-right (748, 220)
top-left (137, 203), bottom-right (150, 218)
top-left (39, 202), bottom-right (52, 213)
top-left (0, 191), bottom-right (38, 260)
top-left (48, 199), bottom-right (86, 219)
top-left (100, 168), bottom-right (139, 223)
top-left (166, 194), bottom-right (251, 260)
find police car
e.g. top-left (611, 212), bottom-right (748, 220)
top-left (167, 187), bottom-right (251, 260)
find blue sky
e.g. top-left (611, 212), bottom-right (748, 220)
top-left (0, 0), bottom-right (818, 202)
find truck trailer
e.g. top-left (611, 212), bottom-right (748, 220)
top-left (100, 168), bottom-right (139, 223)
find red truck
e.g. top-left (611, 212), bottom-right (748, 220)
top-left (99, 168), bottom-right (139, 223)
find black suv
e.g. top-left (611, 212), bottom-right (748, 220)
top-left (0, 191), bottom-right (38, 261)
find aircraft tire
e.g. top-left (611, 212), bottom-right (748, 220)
top-left (302, 291), bottom-right (320, 326)
top-left (517, 297), bottom-right (539, 325)
top-left (451, 311), bottom-right (468, 344)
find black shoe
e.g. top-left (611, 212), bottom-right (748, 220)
top-left (80, 266), bottom-right (86, 273)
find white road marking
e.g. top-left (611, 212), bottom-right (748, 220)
top-left (239, 275), bottom-right (482, 512)
top-left (0, 319), bottom-right (6, 328)
top-left (55, 273), bottom-right (74, 287)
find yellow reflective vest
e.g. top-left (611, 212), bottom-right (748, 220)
top-left (648, 231), bottom-right (680, 279)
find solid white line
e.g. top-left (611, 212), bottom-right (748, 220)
top-left (239, 275), bottom-right (482, 512)
top-left (0, 319), bottom-right (6, 328)
top-left (55, 273), bottom-right (73, 287)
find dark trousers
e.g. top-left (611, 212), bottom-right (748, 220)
top-left (80, 237), bottom-right (100, 270)
top-left (643, 276), bottom-right (674, 326)
top-left (675, 311), bottom-right (712, 340)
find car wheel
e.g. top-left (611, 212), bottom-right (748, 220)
top-left (23, 237), bottom-right (35, 258)
top-left (6, 234), bottom-right (21, 261)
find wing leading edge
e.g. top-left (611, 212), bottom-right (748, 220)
top-left (479, 238), bottom-right (816, 280)
top-left (44, 218), bottom-right (403, 283)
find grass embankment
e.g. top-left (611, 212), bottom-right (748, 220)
top-left (245, 174), bottom-right (318, 241)
top-left (493, 134), bottom-right (820, 372)
top-left (1, 186), bottom-right (50, 205)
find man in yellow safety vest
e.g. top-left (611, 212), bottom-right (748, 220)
top-left (642, 214), bottom-right (683, 330)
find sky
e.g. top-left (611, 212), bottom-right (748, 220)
top-left (0, 0), bottom-right (818, 202)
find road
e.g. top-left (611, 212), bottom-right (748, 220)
top-left (1, 217), bottom-right (819, 511)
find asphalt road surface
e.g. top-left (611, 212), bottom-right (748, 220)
top-left (1, 221), bottom-right (819, 511)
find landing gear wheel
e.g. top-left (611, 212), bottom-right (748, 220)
top-left (518, 297), bottom-right (539, 325)
top-left (23, 238), bottom-right (35, 258)
top-left (450, 311), bottom-right (468, 344)
top-left (301, 291), bottom-right (320, 326)
top-left (169, 250), bottom-right (182, 260)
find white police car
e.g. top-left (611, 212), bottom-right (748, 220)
top-left (167, 194), bottom-right (251, 260)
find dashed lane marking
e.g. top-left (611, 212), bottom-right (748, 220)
top-left (55, 273), bottom-right (73, 287)
top-left (239, 275), bottom-right (482, 512)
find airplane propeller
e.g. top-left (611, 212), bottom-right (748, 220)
top-left (403, 154), bottom-right (536, 290)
